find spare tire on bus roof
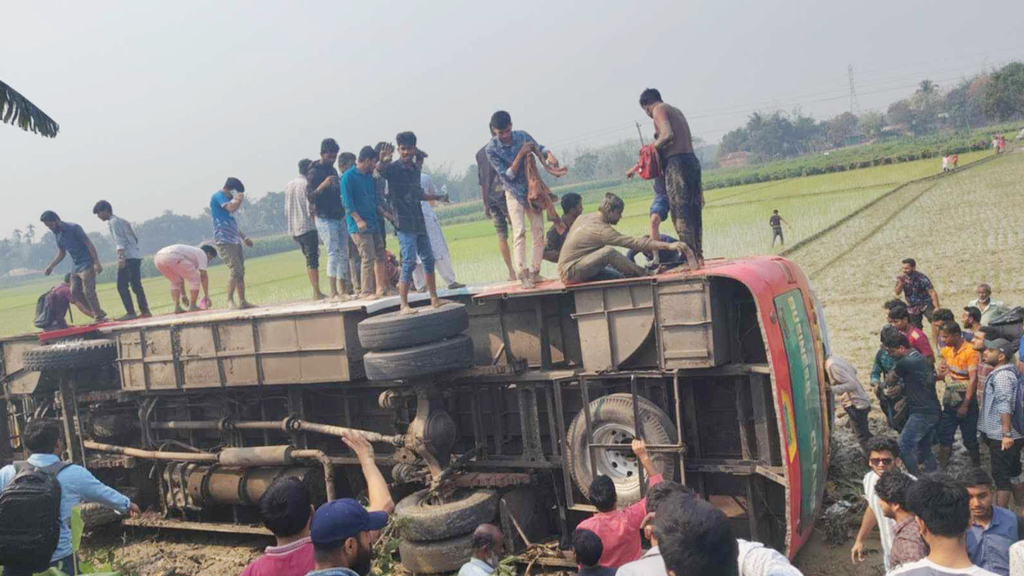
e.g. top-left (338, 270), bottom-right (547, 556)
top-left (358, 302), bottom-right (468, 351)
top-left (22, 339), bottom-right (117, 372)
top-left (565, 393), bottom-right (678, 508)
top-left (363, 334), bottom-right (474, 381)
top-left (394, 488), bottom-right (498, 542)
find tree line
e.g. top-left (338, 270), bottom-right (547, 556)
top-left (717, 61), bottom-right (1024, 164)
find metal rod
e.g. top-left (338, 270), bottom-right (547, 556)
top-left (150, 420), bottom-right (225, 431)
top-left (673, 370), bottom-right (686, 486)
top-left (581, 375), bottom-right (598, 482)
top-left (630, 374), bottom-right (645, 498)
top-left (147, 418), bottom-right (404, 445)
top-left (292, 421), bottom-right (403, 445)
top-left (588, 444), bottom-right (683, 451)
top-left (292, 449), bottom-right (337, 501)
top-left (84, 441), bottom-right (219, 462)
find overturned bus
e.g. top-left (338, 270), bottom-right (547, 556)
top-left (0, 255), bottom-right (831, 572)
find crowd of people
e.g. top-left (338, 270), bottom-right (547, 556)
top-left (34, 87), bottom-right (708, 328)
top-left (819, 256), bottom-right (1024, 575)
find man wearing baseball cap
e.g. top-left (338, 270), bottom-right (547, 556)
top-left (978, 338), bottom-right (1024, 508)
top-left (307, 498), bottom-right (389, 576)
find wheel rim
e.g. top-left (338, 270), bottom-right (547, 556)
top-left (589, 423), bottom-right (639, 488)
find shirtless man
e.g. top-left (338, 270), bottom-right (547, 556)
top-left (638, 88), bottom-right (703, 267)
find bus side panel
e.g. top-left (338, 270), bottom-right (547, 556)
top-left (773, 290), bottom-right (825, 539)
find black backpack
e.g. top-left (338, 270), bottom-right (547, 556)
top-left (0, 461), bottom-right (70, 571)
top-left (33, 291), bottom-right (53, 329)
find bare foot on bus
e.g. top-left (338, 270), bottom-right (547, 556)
top-left (400, 305), bottom-right (418, 315)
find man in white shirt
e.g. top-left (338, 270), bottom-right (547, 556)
top-left (412, 173), bottom-right (463, 291)
top-left (967, 284), bottom-right (1007, 327)
top-left (285, 158), bottom-right (326, 300)
top-left (621, 481), bottom-right (801, 576)
top-left (457, 524), bottom-right (504, 576)
top-left (852, 436), bottom-right (908, 571)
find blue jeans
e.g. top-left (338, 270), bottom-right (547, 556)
top-left (900, 411), bottom-right (939, 475)
top-left (936, 401), bottom-right (979, 450)
top-left (398, 231), bottom-right (434, 284)
top-left (315, 218), bottom-right (350, 280)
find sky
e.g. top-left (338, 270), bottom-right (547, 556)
top-left (2, 0), bottom-right (1023, 238)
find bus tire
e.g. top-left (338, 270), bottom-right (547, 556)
top-left (394, 488), bottom-right (498, 542)
top-left (565, 393), bottom-right (677, 508)
top-left (22, 339), bottom-right (117, 372)
top-left (358, 302), bottom-right (468, 351)
top-left (398, 532), bottom-right (475, 574)
top-left (363, 334), bottom-right (473, 381)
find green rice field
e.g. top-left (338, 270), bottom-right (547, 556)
top-left (0, 149), bottom-right (994, 337)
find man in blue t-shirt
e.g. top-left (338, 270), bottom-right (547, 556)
top-left (342, 146), bottom-right (387, 300)
top-left (40, 210), bottom-right (108, 323)
top-left (210, 177), bottom-right (254, 309)
top-left (962, 468), bottom-right (1024, 576)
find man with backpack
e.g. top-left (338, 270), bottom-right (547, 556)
top-left (0, 420), bottom-right (139, 575)
top-left (977, 338), bottom-right (1024, 508)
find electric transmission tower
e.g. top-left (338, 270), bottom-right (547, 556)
top-left (848, 64), bottom-right (860, 115)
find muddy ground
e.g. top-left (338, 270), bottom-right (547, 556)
top-left (79, 152), bottom-right (1023, 574)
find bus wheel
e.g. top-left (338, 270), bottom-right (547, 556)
top-left (398, 532), bottom-right (475, 574)
top-left (566, 393), bottom-right (677, 507)
top-left (394, 488), bottom-right (498, 543)
top-left (22, 339), bottom-right (117, 372)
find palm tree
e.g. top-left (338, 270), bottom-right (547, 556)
top-left (0, 80), bottom-right (59, 137)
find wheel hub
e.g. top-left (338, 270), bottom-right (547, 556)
top-left (590, 423), bottom-right (639, 485)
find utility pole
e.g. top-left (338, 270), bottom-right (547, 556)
top-left (635, 121), bottom-right (646, 146)
top-left (848, 64), bottom-right (860, 115)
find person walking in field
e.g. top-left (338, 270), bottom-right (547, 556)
top-left (477, 142), bottom-right (516, 282)
top-left (153, 244), bottom-right (218, 314)
top-left (210, 177), bottom-right (255, 309)
top-left (894, 258), bottom-right (940, 330)
top-left (412, 172), bottom-right (463, 291)
top-left (93, 200), bottom-right (150, 319)
top-left (376, 132), bottom-right (449, 314)
top-left (40, 210), bottom-right (107, 323)
top-left (485, 110), bottom-right (564, 289)
top-left (769, 209), bottom-right (789, 247)
top-left (285, 158), bottom-right (327, 301)
top-left (638, 88), bottom-right (704, 267)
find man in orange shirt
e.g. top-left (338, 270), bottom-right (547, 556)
top-left (577, 440), bottom-right (664, 568)
top-left (936, 321), bottom-right (981, 469)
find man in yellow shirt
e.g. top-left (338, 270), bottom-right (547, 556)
top-left (935, 321), bottom-right (981, 469)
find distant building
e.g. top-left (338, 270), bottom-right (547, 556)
top-left (719, 151), bottom-right (751, 167)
